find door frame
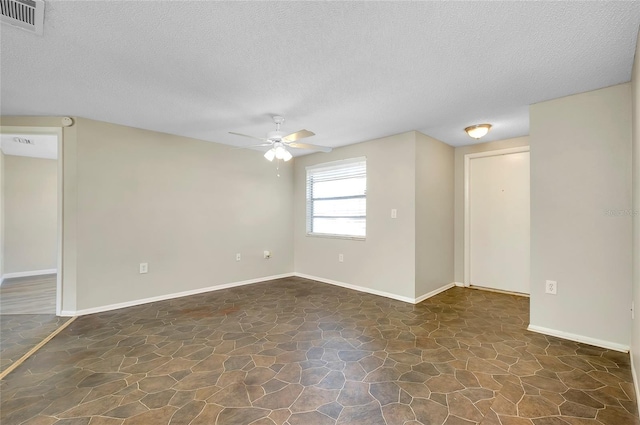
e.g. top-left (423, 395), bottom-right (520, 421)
top-left (0, 125), bottom-right (63, 315)
top-left (464, 146), bottom-right (530, 288)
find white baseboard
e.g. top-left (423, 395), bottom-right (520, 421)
top-left (293, 273), bottom-right (455, 305)
top-left (527, 324), bottom-right (629, 353)
top-left (631, 350), bottom-right (640, 417)
top-left (61, 273), bottom-right (294, 317)
top-left (454, 282), bottom-right (466, 287)
top-left (414, 282), bottom-right (455, 304)
top-left (469, 285), bottom-right (529, 298)
top-left (293, 272), bottom-right (416, 303)
top-left (63, 273), bottom-right (458, 316)
top-left (1, 269), bottom-right (57, 286)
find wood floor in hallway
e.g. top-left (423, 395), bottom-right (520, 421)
top-left (0, 274), bottom-right (56, 315)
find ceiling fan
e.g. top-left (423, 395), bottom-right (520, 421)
top-left (229, 116), bottom-right (332, 162)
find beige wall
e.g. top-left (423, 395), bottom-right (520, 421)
top-left (3, 155), bottom-right (57, 274)
top-left (73, 118), bottom-right (294, 311)
top-left (293, 132), bottom-right (417, 300)
top-left (530, 83), bottom-right (633, 347)
top-left (1, 116), bottom-right (295, 312)
top-left (415, 132), bottom-right (454, 297)
top-left (631, 32), bottom-right (640, 390)
top-left (63, 122), bottom-right (78, 311)
top-left (453, 136), bottom-right (530, 283)
top-left (293, 131), bottom-right (455, 301)
top-left (0, 151), bottom-right (4, 277)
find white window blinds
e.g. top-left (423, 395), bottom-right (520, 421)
top-left (306, 157), bottom-right (366, 238)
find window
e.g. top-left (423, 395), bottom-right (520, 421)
top-left (306, 157), bottom-right (366, 239)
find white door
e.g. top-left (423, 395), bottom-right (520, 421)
top-left (469, 151), bottom-right (530, 294)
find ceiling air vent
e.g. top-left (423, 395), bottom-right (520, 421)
top-left (1, 0), bottom-right (44, 35)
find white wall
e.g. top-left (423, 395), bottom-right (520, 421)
top-left (415, 132), bottom-right (454, 298)
top-left (530, 84), bottom-right (633, 349)
top-left (631, 30), bottom-right (640, 397)
top-left (293, 132), bottom-right (417, 300)
top-left (2, 155), bottom-right (57, 274)
top-left (453, 137), bottom-right (530, 283)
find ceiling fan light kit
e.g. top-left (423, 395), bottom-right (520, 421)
top-left (465, 124), bottom-right (492, 139)
top-left (264, 142), bottom-right (293, 162)
top-left (230, 115), bottom-right (332, 162)
top-left (264, 149), bottom-right (276, 161)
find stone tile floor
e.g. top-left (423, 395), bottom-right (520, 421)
top-left (0, 277), bottom-right (638, 425)
top-left (0, 315), bottom-right (70, 373)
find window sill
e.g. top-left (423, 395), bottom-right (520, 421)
top-left (306, 233), bottom-right (366, 241)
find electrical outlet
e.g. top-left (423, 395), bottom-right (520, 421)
top-left (236, 253), bottom-right (241, 261)
top-left (264, 250), bottom-right (271, 259)
top-left (139, 263), bottom-right (148, 274)
top-left (545, 280), bottom-right (557, 295)
top-left (338, 254), bottom-right (344, 263)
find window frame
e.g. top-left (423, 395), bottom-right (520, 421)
top-left (305, 157), bottom-right (367, 240)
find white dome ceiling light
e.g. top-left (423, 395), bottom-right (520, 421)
top-left (465, 124), bottom-right (492, 139)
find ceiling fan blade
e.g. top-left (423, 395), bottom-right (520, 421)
top-left (232, 143), bottom-right (272, 150)
top-left (229, 131), bottom-right (266, 142)
top-left (288, 142), bottom-right (332, 153)
top-left (283, 129), bottom-right (315, 142)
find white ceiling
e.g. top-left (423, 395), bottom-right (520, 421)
top-left (1, 1), bottom-right (639, 153)
top-left (1, 133), bottom-right (58, 159)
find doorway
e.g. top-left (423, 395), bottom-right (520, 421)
top-left (464, 147), bottom-right (530, 295)
top-left (0, 128), bottom-right (62, 314)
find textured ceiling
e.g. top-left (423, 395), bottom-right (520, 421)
top-left (1, 1), bottom-right (639, 152)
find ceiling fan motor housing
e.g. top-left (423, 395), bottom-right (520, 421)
top-left (267, 130), bottom-right (286, 141)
